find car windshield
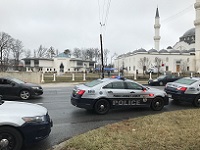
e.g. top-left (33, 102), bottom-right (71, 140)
top-left (11, 78), bottom-right (25, 84)
top-left (84, 79), bottom-right (103, 87)
top-left (174, 78), bottom-right (197, 85)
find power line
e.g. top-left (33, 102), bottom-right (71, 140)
top-left (98, 0), bottom-right (112, 33)
top-left (161, 4), bottom-right (193, 24)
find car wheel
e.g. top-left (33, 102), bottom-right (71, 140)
top-left (0, 126), bottom-right (23, 150)
top-left (193, 95), bottom-right (200, 107)
top-left (94, 99), bottom-right (110, 115)
top-left (20, 90), bottom-right (31, 100)
top-left (159, 81), bottom-right (164, 86)
top-left (151, 97), bottom-right (164, 111)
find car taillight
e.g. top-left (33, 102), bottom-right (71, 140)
top-left (149, 93), bottom-right (154, 97)
top-left (77, 90), bottom-right (85, 95)
top-left (177, 87), bottom-right (187, 92)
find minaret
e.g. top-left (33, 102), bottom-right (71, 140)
top-left (154, 7), bottom-right (161, 51)
top-left (194, 0), bottom-right (200, 71)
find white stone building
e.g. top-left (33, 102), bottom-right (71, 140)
top-left (114, 2), bottom-right (200, 75)
top-left (22, 52), bottom-right (95, 74)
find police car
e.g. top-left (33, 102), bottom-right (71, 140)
top-left (164, 77), bottom-right (200, 107)
top-left (71, 76), bottom-right (169, 114)
top-left (0, 96), bottom-right (53, 150)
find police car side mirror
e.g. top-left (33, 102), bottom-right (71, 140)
top-left (142, 87), bottom-right (147, 91)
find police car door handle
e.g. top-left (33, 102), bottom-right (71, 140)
top-left (130, 91), bottom-right (135, 93)
top-left (108, 91), bottom-right (113, 93)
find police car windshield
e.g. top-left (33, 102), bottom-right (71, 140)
top-left (84, 79), bottom-right (103, 87)
top-left (174, 78), bottom-right (197, 85)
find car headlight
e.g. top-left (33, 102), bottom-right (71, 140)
top-left (32, 86), bottom-right (40, 90)
top-left (153, 79), bottom-right (158, 82)
top-left (22, 116), bottom-right (46, 123)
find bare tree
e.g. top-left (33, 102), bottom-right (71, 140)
top-left (24, 49), bottom-right (32, 58)
top-left (35, 45), bottom-right (48, 58)
top-left (11, 39), bottom-right (24, 70)
top-left (154, 57), bottom-right (162, 76)
top-left (180, 60), bottom-right (189, 74)
top-left (0, 32), bottom-right (14, 71)
top-left (86, 48), bottom-right (96, 61)
top-left (46, 46), bottom-right (56, 58)
top-left (73, 48), bottom-right (82, 58)
top-left (103, 49), bottom-right (110, 66)
top-left (81, 49), bottom-right (88, 60)
top-left (138, 57), bottom-right (151, 75)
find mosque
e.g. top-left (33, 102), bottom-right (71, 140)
top-left (114, 0), bottom-right (200, 75)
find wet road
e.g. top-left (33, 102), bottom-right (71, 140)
top-left (16, 85), bottom-right (194, 150)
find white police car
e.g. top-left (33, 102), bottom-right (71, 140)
top-left (164, 77), bottom-right (200, 106)
top-left (0, 96), bottom-right (53, 150)
top-left (71, 76), bottom-right (169, 114)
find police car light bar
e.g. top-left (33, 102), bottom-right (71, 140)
top-left (111, 76), bottom-right (125, 80)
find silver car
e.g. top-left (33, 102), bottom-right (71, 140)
top-left (71, 76), bottom-right (169, 114)
top-left (164, 77), bottom-right (200, 107)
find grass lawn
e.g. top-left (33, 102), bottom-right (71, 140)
top-left (51, 109), bottom-right (200, 150)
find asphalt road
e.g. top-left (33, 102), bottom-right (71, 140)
top-left (14, 85), bottom-right (194, 150)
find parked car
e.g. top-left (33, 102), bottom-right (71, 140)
top-left (71, 76), bottom-right (169, 115)
top-left (164, 77), bottom-right (200, 107)
top-left (0, 77), bottom-right (43, 100)
top-left (0, 96), bottom-right (53, 150)
top-left (148, 74), bottom-right (181, 86)
top-left (146, 67), bottom-right (164, 74)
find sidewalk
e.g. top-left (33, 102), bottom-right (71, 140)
top-left (40, 82), bottom-right (81, 88)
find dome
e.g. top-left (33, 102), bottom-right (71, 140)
top-left (179, 28), bottom-right (195, 44)
top-left (136, 48), bottom-right (147, 53)
top-left (167, 46), bottom-right (173, 49)
top-left (148, 48), bottom-right (158, 53)
top-left (182, 28), bottom-right (195, 37)
top-left (159, 49), bottom-right (168, 53)
top-left (56, 52), bottom-right (71, 58)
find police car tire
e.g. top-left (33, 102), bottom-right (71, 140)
top-left (193, 95), bottom-right (200, 107)
top-left (94, 99), bottom-right (110, 115)
top-left (150, 97), bottom-right (164, 111)
top-left (0, 126), bottom-right (23, 150)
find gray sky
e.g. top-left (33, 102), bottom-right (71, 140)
top-left (0, 0), bottom-right (196, 58)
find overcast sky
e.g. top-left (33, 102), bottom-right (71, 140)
top-left (0, 0), bottom-right (196, 59)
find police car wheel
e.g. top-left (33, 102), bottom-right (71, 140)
top-left (0, 126), bottom-right (23, 150)
top-left (193, 95), bottom-right (200, 107)
top-left (94, 99), bottom-right (110, 115)
top-left (151, 97), bottom-right (164, 111)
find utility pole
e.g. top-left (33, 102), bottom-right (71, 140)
top-left (100, 34), bottom-right (104, 79)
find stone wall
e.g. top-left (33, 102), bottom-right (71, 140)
top-left (0, 72), bottom-right (41, 84)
